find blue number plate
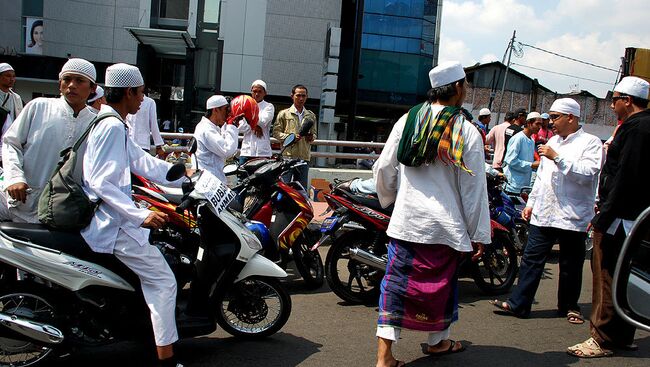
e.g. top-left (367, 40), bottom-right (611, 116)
top-left (320, 216), bottom-right (339, 232)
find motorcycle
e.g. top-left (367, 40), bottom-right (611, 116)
top-left (0, 165), bottom-right (291, 366)
top-left (225, 134), bottom-right (324, 288)
top-left (487, 174), bottom-right (529, 254)
top-left (315, 178), bottom-right (519, 304)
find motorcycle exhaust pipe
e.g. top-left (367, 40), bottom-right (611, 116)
top-left (0, 312), bottom-right (64, 345)
top-left (349, 248), bottom-right (387, 271)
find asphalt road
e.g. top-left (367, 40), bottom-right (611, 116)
top-left (47, 246), bottom-right (649, 367)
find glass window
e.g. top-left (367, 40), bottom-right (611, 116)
top-left (22, 0), bottom-right (43, 17)
top-left (203, 0), bottom-right (220, 24)
top-left (159, 0), bottom-right (189, 20)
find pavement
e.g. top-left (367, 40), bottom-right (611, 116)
top-left (48, 243), bottom-right (649, 367)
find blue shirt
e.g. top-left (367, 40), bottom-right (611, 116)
top-left (503, 131), bottom-right (535, 193)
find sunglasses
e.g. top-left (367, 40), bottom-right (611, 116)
top-left (612, 95), bottom-right (629, 102)
top-left (548, 113), bottom-right (564, 121)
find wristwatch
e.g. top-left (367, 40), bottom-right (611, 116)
top-left (553, 156), bottom-right (561, 164)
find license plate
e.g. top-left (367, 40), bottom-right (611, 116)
top-left (320, 216), bottom-right (339, 232)
top-left (194, 170), bottom-right (237, 215)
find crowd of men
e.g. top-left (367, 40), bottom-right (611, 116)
top-left (1, 57), bottom-right (648, 366)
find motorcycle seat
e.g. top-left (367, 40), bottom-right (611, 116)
top-left (0, 222), bottom-right (138, 285)
top-left (342, 191), bottom-right (393, 215)
top-left (242, 158), bottom-right (275, 175)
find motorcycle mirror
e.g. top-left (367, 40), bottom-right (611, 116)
top-left (166, 163), bottom-right (187, 182)
top-left (223, 163), bottom-right (239, 176)
top-left (283, 133), bottom-right (296, 148)
top-left (187, 138), bottom-right (198, 154)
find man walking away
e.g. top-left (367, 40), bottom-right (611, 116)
top-left (568, 76), bottom-right (650, 358)
top-left (373, 61), bottom-right (490, 367)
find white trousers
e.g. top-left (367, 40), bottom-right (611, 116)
top-left (376, 326), bottom-right (450, 346)
top-left (113, 230), bottom-right (179, 346)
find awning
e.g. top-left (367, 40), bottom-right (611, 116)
top-left (125, 27), bottom-right (195, 56)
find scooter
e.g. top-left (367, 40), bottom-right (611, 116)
top-left (315, 178), bottom-right (519, 304)
top-left (0, 165), bottom-right (291, 366)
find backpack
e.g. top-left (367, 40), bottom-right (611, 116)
top-left (38, 113), bottom-right (120, 230)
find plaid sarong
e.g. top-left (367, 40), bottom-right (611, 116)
top-left (378, 239), bottom-right (460, 332)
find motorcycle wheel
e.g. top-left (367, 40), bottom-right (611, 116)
top-left (472, 232), bottom-right (519, 295)
top-left (215, 276), bottom-right (291, 339)
top-left (292, 231), bottom-right (324, 289)
top-left (325, 229), bottom-right (383, 305)
top-left (0, 285), bottom-right (58, 366)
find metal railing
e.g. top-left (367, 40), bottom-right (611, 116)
top-left (160, 133), bottom-right (384, 161)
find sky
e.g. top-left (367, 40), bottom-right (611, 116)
top-left (437, 0), bottom-right (650, 98)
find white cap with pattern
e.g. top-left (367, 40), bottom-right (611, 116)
top-left (0, 63), bottom-right (14, 74)
top-left (206, 95), bottom-right (228, 109)
top-left (251, 79), bottom-right (267, 91)
top-left (429, 61), bottom-right (466, 88)
top-left (614, 76), bottom-right (650, 100)
top-left (550, 98), bottom-right (581, 117)
top-left (479, 108), bottom-right (491, 116)
top-left (59, 58), bottom-right (96, 83)
top-left (105, 63), bottom-right (144, 88)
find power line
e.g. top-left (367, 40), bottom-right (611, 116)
top-left (511, 63), bottom-right (612, 85)
top-left (517, 42), bottom-right (619, 73)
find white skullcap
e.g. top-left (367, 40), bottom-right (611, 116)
top-left (429, 61), bottom-right (466, 88)
top-left (59, 58), bottom-right (96, 83)
top-left (614, 76), bottom-right (650, 100)
top-left (479, 108), bottom-right (491, 116)
top-left (526, 112), bottom-right (541, 120)
top-left (206, 95), bottom-right (228, 109)
top-left (0, 63), bottom-right (14, 74)
top-left (105, 63), bottom-right (144, 88)
top-left (550, 98), bottom-right (580, 117)
top-left (251, 79), bottom-right (267, 91)
top-left (540, 113), bottom-right (549, 119)
top-left (88, 85), bottom-right (104, 103)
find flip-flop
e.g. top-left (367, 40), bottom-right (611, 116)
top-left (390, 360), bottom-right (405, 367)
top-left (489, 300), bottom-right (527, 318)
top-left (421, 340), bottom-right (466, 356)
top-left (567, 311), bottom-right (585, 324)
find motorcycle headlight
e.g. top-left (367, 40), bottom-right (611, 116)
top-left (241, 232), bottom-right (263, 251)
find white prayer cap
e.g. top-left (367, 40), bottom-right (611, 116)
top-left (105, 63), bottom-right (144, 88)
top-left (479, 108), bottom-right (491, 116)
top-left (549, 98), bottom-right (581, 117)
top-left (429, 61), bottom-right (466, 88)
top-left (88, 85), bottom-right (104, 103)
top-left (526, 112), bottom-right (541, 120)
top-left (540, 113), bottom-right (549, 119)
top-left (206, 95), bottom-right (228, 109)
top-left (614, 76), bottom-right (649, 100)
top-left (0, 63), bottom-right (14, 74)
top-left (251, 79), bottom-right (267, 91)
top-left (59, 58), bottom-right (96, 83)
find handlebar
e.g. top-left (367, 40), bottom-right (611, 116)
top-left (176, 197), bottom-right (194, 213)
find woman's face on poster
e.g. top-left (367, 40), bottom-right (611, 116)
top-left (32, 25), bottom-right (43, 45)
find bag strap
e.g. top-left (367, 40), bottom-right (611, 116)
top-left (1, 93), bottom-right (9, 108)
top-left (71, 112), bottom-right (122, 153)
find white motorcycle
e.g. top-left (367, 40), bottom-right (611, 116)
top-left (0, 165), bottom-right (291, 366)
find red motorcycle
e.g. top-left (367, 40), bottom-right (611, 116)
top-left (315, 179), bottom-right (519, 304)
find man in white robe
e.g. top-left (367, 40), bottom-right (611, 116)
top-left (126, 94), bottom-right (164, 156)
top-left (239, 80), bottom-right (275, 162)
top-left (194, 95), bottom-right (240, 183)
top-left (0, 63), bottom-right (24, 161)
top-left (1, 58), bottom-right (97, 222)
top-left (82, 63), bottom-right (186, 366)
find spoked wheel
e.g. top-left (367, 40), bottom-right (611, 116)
top-left (0, 291), bottom-right (57, 366)
top-left (215, 277), bottom-right (291, 339)
top-left (472, 232), bottom-right (519, 295)
top-left (325, 229), bottom-right (384, 305)
top-left (292, 231), bottom-right (324, 288)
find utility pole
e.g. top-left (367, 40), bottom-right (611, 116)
top-left (495, 30), bottom-right (516, 125)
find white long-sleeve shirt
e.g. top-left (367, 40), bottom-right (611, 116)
top-left (194, 116), bottom-right (239, 183)
top-left (373, 104), bottom-right (491, 252)
top-left (2, 96), bottom-right (96, 222)
top-left (126, 96), bottom-right (164, 150)
top-left (81, 105), bottom-right (180, 253)
top-left (526, 128), bottom-right (604, 232)
top-left (239, 100), bottom-right (275, 157)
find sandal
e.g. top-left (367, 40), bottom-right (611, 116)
top-left (567, 337), bottom-right (613, 358)
top-left (489, 300), bottom-right (527, 318)
top-left (567, 310), bottom-right (585, 324)
top-left (421, 340), bottom-right (466, 356)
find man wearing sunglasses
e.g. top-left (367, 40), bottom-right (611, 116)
top-left (568, 76), bottom-right (650, 358)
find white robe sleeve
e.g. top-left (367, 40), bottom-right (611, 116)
top-left (84, 121), bottom-right (150, 226)
top-left (148, 100), bottom-right (164, 147)
top-left (203, 124), bottom-right (239, 159)
top-left (458, 123), bottom-right (491, 244)
top-left (127, 136), bottom-right (183, 187)
top-left (2, 100), bottom-right (35, 186)
top-left (373, 114), bottom-right (405, 208)
top-left (555, 137), bottom-right (603, 185)
top-left (258, 103), bottom-right (275, 129)
top-left (238, 118), bottom-right (251, 135)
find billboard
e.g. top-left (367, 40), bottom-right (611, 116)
top-left (25, 17), bottom-right (43, 55)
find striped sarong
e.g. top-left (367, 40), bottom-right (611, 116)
top-left (378, 239), bottom-right (460, 332)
